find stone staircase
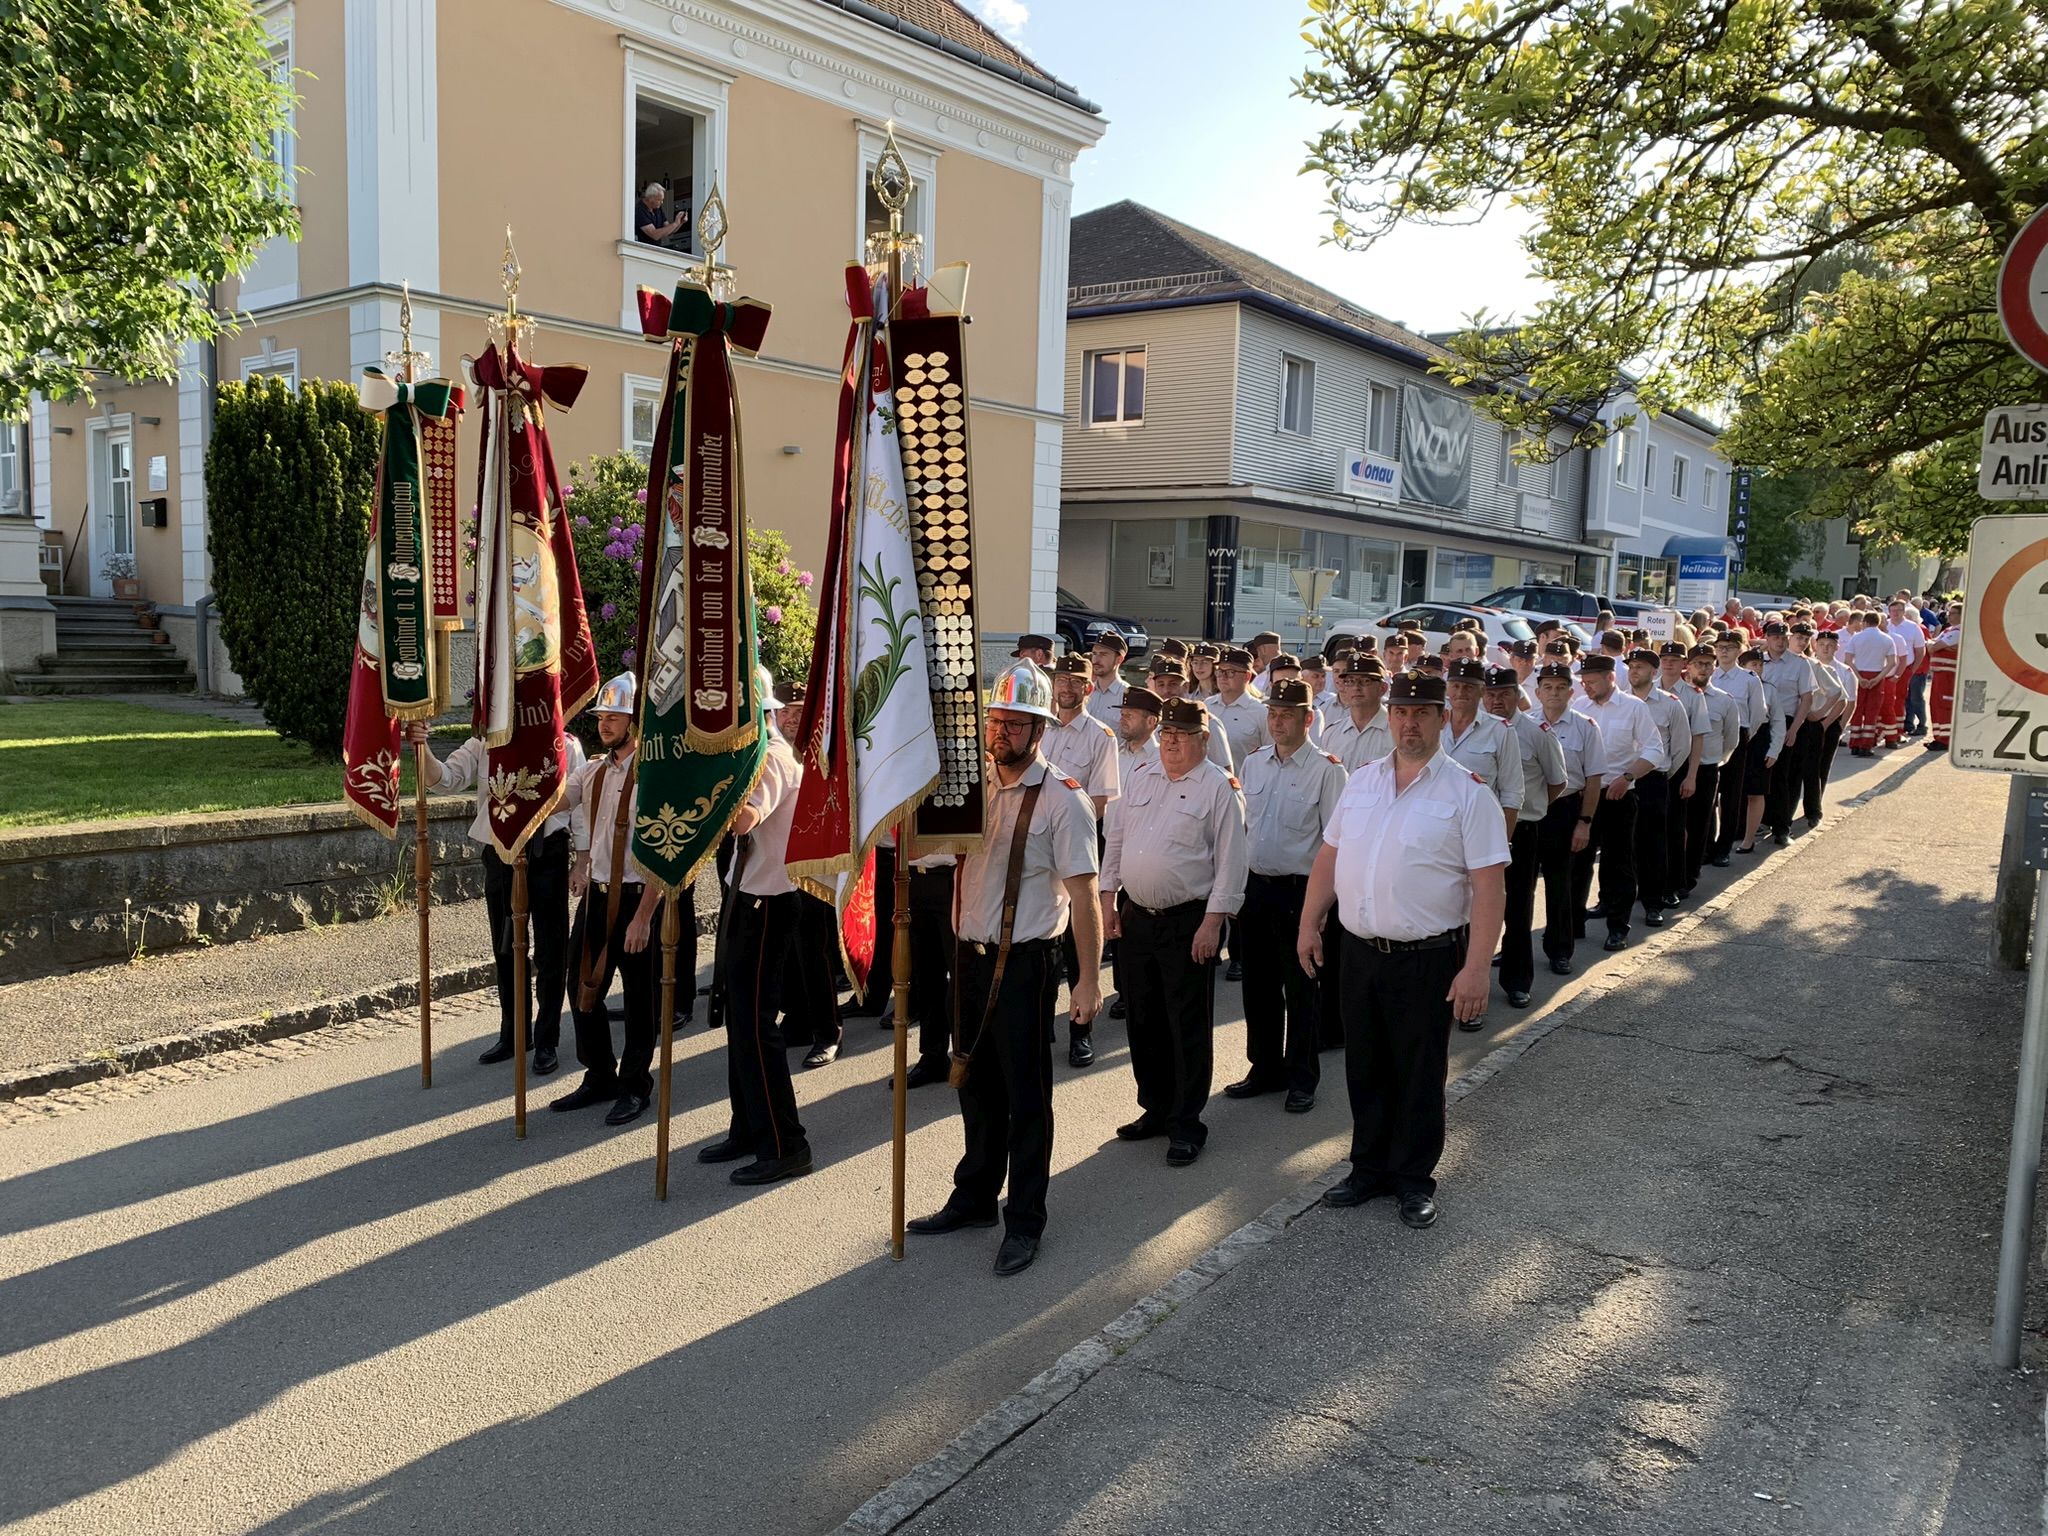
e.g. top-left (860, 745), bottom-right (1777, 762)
top-left (6, 596), bottom-right (195, 695)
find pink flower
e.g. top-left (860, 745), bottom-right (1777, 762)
top-left (562, 485), bottom-right (576, 500)
top-left (797, 570), bottom-right (814, 588)
top-left (765, 604), bottom-right (784, 625)
top-left (634, 488), bottom-right (648, 504)
top-left (778, 560), bottom-right (791, 575)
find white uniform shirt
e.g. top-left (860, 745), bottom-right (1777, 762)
top-left (954, 755), bottom-right (1099, 944)
top-left (1649, 683), bottom-right (1705, 774)
top-left (1691, 682), bottom-right (1740, 766)
top-left (1082, 676), bottom-right (1127, 728)
top-left (1538, 707), bottom-right (1603, 795)
top-left (1323, 708), bottom-right (1394, 773)
top-left (1117, 734), bottom-right (1160, 777)
top-left (568, 745), bottom-right (653, 885)
top-left (1891, 620), bottom-right (1927, 665)
top-left (1241, 742), bottom-right (1349, 877)
top-left (1830, 658), bottom-right (1860, 706)
top-left (433, 733), bottom-right (587, 847)
top-left (737, 731), bottom-right (802, 897)
top-left (1761, 652), bottom-right (1818, 723)
top-left (1712, 665), bottom-right (1766, 733)
top-left (1441, 710), bottom-right (1524, 812)
top-left (1747, 670), bottom-right (1787, 757)
top-left (1206, 692), bottom-right (1271, 771)
top-left (1839, 626), bottom-right (1894, 674)
top-left (1506, 710), bottom-right (1566, 814)
top-left (1101, 757), bottom-right (1248, 915)
top-left (1041, 710), bottom-right (1120, 808)
top-left (1581, 688), bottom-right (1664, 777)
top-left (1808, 656), bottom-right (1851, 716)
top-left (1326, 749), bottom-right (1512, 941)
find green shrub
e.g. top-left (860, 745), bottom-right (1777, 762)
top-left (205, 378), bottom-right (379, 756)
top-left (1787, 576), bottom-right (1835, 602)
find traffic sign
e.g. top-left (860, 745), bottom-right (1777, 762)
top-left (1980, 404), bottom-right (2048, 500)
top-left (1998, 206), bottom-right (2048, 373)
top-left (1951, 512), bottom-right (2048, 771)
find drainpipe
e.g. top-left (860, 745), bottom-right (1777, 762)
top-left (194, 593), bottom-right (214, 696)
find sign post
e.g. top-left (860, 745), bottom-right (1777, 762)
top-left (1291, 566), bottom-right (1338, 649)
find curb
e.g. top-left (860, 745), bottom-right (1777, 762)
top-left (0, 960), bottom-right (497, 1103)
top-left (837, 751), bottom-right (1935, 1535)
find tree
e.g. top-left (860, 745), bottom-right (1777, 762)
top-left (0, 0), bottom-right (299, 417)
top-left (1299, 0), bottom-right (2048, 557)
top-left (206, 378), bottom-right (379, 756)
top-left (1740, 470), bottom-right (1825, 590)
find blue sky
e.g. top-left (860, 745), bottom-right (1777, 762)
top-left (973, 0), bottom-right (1548, 334)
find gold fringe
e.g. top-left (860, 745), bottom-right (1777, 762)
top-left (343, 792), bottom-right (401, 841)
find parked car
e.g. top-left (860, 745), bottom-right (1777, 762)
top-left (1055, 587), bottom-right (1150, 660)
top-left (1361, 602), bottom-right (1541, 659)
top-left (1481, 582), bottom-right (1678, 634)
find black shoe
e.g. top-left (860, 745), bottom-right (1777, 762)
top-left (1108, 995), bottom-right (1126, 1020)
top-left (994, 1233), bottom-right (1039, 1276)
top-left (549, 1076), bottom-right (618, 1112)
top-left (802, 1038), bottom-right (841, 1070)
top-left (874, 1002), bottom-right (896, 1030)
top-left (1165, 1139), bottom-right (1201, 1167)
top-left (604, 1092), bottom-right (650, 1126)
top-left (1283, 1090), bottom-right (1315, 1114)
top-left (1398, 1191), bottom-right (1439, 1229)
top-left (1223, 960), bottom-right (1243, 983)
top-left (1923, 741), bottom-right (1944, 752)
top-left (478, 1039), bottom-right (515, 1065)
top-left (532, 1046), bottom-right (559, 1077)
top-left (1772, 829), bottom-right (1790, 847)
top-left (906, 1204), bottom-right (998, 1234)
top-left (1323, 1174), bottom-right (1389, 1208)
top-left (1115, 1116), bottom-right (1167, 1142)
top-left (1457, 1015), bottom-right (1485, 1032)
top-left (1805, 815), bottom-right (1822, 831)
top-left (1710, 854), bottom-right (1731, 867)
top-left (1223, 1074), bottom-right (1283, 1100)
top-left (905, 1057), bottom-right (950, 1089)
top-left (1642, 910), bottom-right (1664, 928)
top-left (1506, 990), bottom-right (1532, 1008)
top-left (1549, 958), bottom-right (1573, 977)
top-left (1068, 1032), bottom-right (1095, 1069)
top-left (696, 1134), bottom-right (751, 1164)
top-left (1603, 932), bottom-right (1627, 952)
top-left (1735, 842), bottom-right (1758, 855)
top-left (730, 1146), bottom-right (814, 1185)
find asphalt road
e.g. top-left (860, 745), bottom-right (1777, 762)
top-left (0, 743), bottom-right (1931, 1536)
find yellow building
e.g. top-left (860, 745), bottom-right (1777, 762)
top-left (8, 0), bottom-right (1102, 691)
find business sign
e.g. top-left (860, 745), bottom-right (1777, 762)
top-left (1339, 450), bottom-right (1403, 505)
top-left (1979, 405), bottom-right (2048, 501)
top-left (1951, 513), bottom-right (2048, 772)
top-left (1730, 468), bottom-right (1751, 574)
top-left (1401, 385), bottom-right (1471, 511)
top-left (1674, 554), bottom-right (1731, 613)
top-left (1638, 608), bottom-right (1676, 646)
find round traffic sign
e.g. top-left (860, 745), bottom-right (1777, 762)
top-left (1998, 207), bottom-right (2048, 372)
top-left (1979, 535), bottom-right (2048, 693)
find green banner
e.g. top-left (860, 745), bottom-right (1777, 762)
top-left (359, 367), bottom-right (456, 722)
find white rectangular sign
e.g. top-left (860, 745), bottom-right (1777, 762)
top-left (1339, 450), bottom-right (1402, 505)
top-left (1979, 406), bottom-right (2048, 501)
top-left (1638, 608), bottom-right (1676, 645)
top-left (1952, 512), bottom-right (2048, 772)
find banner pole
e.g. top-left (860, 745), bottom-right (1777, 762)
top-left (512, 850), bottom-right (529, 1140)
top-left (655, 896), bottom-right (681, 1201)
top-left (415, 744), bottom-right (433, 1087)
top-left (891, 819), bottom-right (913, 1261)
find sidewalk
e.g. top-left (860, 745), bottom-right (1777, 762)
top-left (880, 760), bottom-right (2047, 1535)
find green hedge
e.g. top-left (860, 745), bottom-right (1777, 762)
top-left (205, 378), bottom-right (380, 756)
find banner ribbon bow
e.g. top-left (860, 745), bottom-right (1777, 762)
top-left (357, 366), bottom-right (457, 419)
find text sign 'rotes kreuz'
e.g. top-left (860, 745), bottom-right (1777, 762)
top-left (1979, 405), bottom-right (2048, 501)
top-left (1952, 512), bottom-right (2048, 772)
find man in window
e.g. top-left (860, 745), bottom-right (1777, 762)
top-left (635, 182), bottom-right (687, 247)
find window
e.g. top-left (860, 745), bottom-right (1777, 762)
top-left (264, 17), bottom-right (294, 188)
top-left (1642, 440), bottom-right (1657, 491)
top-left (1431, 550), bottom-right (1519, 604)
top-left (858, 124), bottom-right (938, 271)
top-left (1614, 429), bottom-right (1634, 484)
top-left (1366, 381), bottom-right (1398, 456)
top-left (0, 421), bottom-right (19, 514)
top-left (1670, 453), bottom-right (1689, 501)
top-left (1499, 428), bottom-right (1553, 496)
top-left (1703, 464), bottom-right (1721, 510)
top-left (1498, 425), bottom-right (1519, 487)
top-left (1841, 576), bottom-right (1859, 600)
top-left (634, 98), bottom-right (707, 254)
top-left (625, 377), bottom-right (663, 461)
top-left (241, 351), bottom-right (299, 389)
top-left (1280, 355), bottom-right (1314, 436)
top-left (1087, 348), bottom-right (1145, 426)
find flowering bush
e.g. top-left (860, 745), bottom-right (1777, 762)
top-left (562, 451), bottom-right (817, 699)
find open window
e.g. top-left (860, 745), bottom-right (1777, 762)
top-left (633, 98), bottom-right (706, 255)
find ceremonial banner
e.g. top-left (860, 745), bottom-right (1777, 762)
top-left (341, 372), bottom-right (462, 834)
top-left (629, 281), bottom-right (774, 892)
top-left (467, 340), bottom-right (601, 861)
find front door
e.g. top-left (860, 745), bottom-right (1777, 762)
top-left (89, 425), bottom-right (134, 595)
top-left (1400, 548), bottom-right (1427, 606)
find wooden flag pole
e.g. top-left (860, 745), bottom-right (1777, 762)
top-left (655, 897), bottom-right (682, 1200)
top-left (512, 850), bottom-right (529, 1139)
top-left (414, 745), bottom-right (433, 1087)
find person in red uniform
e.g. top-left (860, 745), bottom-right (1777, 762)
top-left (1927, 601), bottom-right (1963, 751)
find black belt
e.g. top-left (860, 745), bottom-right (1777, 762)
top-left (961, 935), bottom-right (1059, 957)
top-left (592, 880), bottom-right (645, 896)
top-left (1247, 871), bottom-right (1310, 886)
top-left (1118, 894), bottom-right (1206, 920)
top-left (1346, 925), bottom-right (1467, 954)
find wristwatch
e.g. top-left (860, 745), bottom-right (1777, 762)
top-left (1577, 814), bottom-right (1594, 824)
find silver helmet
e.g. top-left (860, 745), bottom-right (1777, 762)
top-left (988, 659), bottom-right (1055, 720)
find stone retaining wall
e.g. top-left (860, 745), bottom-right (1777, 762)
top-left (0, 797), bottom-right (485, 981)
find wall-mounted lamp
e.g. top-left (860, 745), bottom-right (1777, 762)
top-left (140, 416), bottom-right (162, 427)
top-left (51, 426), bottom-right (73, 436)
top-left (780, 445), bottom-right (801, 456)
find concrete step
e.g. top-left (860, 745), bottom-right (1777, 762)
top-left (53, 632), bottom-right (172, 650)
top-left (8, 672), bottom-right (194, 695)
top-left (47, 597), bottom-right (152, 616)
top-left (37, 654), bottom-right (191, 676)
top-left (55, 612), bottom-right (157, 631)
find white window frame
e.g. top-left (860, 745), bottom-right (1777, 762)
top-left (240, 349), bottom-right (300, 389)
top-left (1670, 453), bottom-right (1689, 501)
top-left (621, 45), bottom-right (731, 258)
top-left (1613, 428), bottom-right (1634, 484)
top-left (0, 420), bottom-right (20, 514)
top-left (1642, 439), bottom-right (1658, 491)
top-left (856, 121), bottom-right (939, 268)
top-left (262, 4), bottom-right (296, 197)
top-left (624, 374), bottom-right (664, 462)
top-left (1279, 354), bottom-right (1315, 437)
top-left (1366, 381), bottom-right (1398, 457)
top-left (1085, 347), bottom-right (1146, 427)
top-left (87, 415), bottom-right (136, 593)
top-left (1703, 463), bottom-right (1720, 509)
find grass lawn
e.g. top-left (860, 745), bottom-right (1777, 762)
top-left (0, 699), bottom-right (459, 830)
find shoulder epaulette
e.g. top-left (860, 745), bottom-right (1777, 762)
top-left (1323, 752), bottom-right (1341, 765)
top-left (1094, 717), bottom-right (1113, 735)
top-left (1470, 771), bottom-right (1486, 784)
top-left (1059, 775), bottom-right (1083, 792)
top-left (1227, 774), bottom-right (1242, 790)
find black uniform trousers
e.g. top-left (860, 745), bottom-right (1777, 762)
top-left (1240, 872), bottom-right (1319, 1095)
top-left (909, 863), bottom-right (957, 1068)
top-left (1630, 769), bottom-right (1670, 920)
top-left (1499, 816), bottom-right (1544, 993)
top-left (1537, 795), bottom-right (1581, 967)
top-left (1767, 718), bottom-right (1806, 836)
top-left (482, 829), bottom-right (570, 1051)
top-left (722, 889), bottom-right (808, 1161)
top-left (1682, 760), bottom-right (1722, 892)
top-left (948, 938), bottom-right (1060, 1238)
top-left (1714, 729), bottom-right (1750, 858)
top-left (1662, 764), bottom-right (1692, 899)
top-left (1799, 720), bottom-right (1834, 822)
top-left (1338, 929), bottom-right (1462, 1196)
top-left (1118, 895), bottom-right (1214, 1144)
top-left (1571, 787), bottom-right (1638, 939)
top-left (785, 892), bottom-right (844, 1049)
top-left (567, 882), bottom-right (659, 1096)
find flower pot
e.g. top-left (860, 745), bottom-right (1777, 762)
top-left (113, 578), bottom-right (142, 600)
